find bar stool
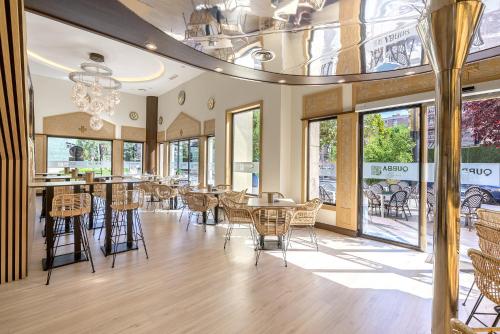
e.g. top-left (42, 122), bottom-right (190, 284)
top-left (46, 192), bottom-right (95, 285)
top-left (92, 184), bottom-right (106, 235)
top-left (110, 189), bottom-right (149, 268)
top-left (97, 183), bottom-right (126, 240)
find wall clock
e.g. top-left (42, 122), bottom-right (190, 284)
top-left (178, 90), bottom-right (186, 105)
top-left (207, 97), bottom-right (215, 110)
top-left (129, 111), bottom-right (139, 120)
top-left (158, 116), bottom-right (163, 125)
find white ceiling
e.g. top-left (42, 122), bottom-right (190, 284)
top-left (26, 12), bottom-right (204, 96)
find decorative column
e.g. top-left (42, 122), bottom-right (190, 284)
top-left (417, 1), bottom-right (484, 333)
top-left (145, 96), bottom-right (158, 174)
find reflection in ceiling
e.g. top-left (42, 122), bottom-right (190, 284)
top-left (119, 0), bottom-right (500, 77)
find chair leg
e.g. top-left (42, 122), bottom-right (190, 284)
top-left (134, 209), bottom-right (149, 259)
top-left (310, 226), bottom-right (319, 251)
top-left (224, 222), bottom-right (233, 249)
top-left (286, 227), bottom-right (294, 250)
top-left (255, 247), bottom-right (262, 266)
top-left (493, 306), bottom-right (500, 327)
top-left (111, 211), bottom-right (123, 268)
top-left (186, 212), bottom-right (191, 231)
top-left (466, 294), bottom-right (484, 325)
top-left (462, 281), bottom-right (475, 306)
top-left (79, 215), bottom-right (95, 273)
top-left (281, 234), bottom-right (288, 267)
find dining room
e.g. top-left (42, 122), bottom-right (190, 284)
top-left (0, 0), bottom-right (499, 333)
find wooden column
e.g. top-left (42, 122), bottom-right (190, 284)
top-left (145, 96), bottom-right (158, 174)
top-left (0, 0), bottom-right (30, 283)
top-left (34, 134), bottom-right (46, 173)
top-left (112, 140), bottom-right (123, 176)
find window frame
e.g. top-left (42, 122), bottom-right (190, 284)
top-left (306, 116), bottom-right (338, 206)
top-left (122, 141), bottom-right (144, 176)
top-left (206, 135), bottom-right (216, 186)
top-left (225, 101), bottom-right (263, 195)
top-left (168, 137), bottom-right (200, 183)
top-left (45, 135), bottom-right (113, 175)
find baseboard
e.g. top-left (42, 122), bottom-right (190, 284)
top-left (315, 222), bottom-right (359, 237)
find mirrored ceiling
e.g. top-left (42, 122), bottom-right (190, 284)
top-left (120, 0), bottom-right (500, 77)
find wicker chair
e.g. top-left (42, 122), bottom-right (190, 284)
top-left (451, 318), bottom-right (499, 334)
top-left (109, 189), bottom-right (149, 268)
top-left (465, 249), bottom-right (500, 327)
top-left (251, 208), bottom-right (295, 267)
top-left (465, 186), bottom-right (495, 205)
top-left (177, 185), bottom-right (192, 222)
top-left (365, 189), bottom-right (381, 215)
top-left (389, 184), bottom-right (402, 193)
top-left (220, 197), bottom-right (256, 249)
top-left (461, 194), bottom-right (483, 228)
top-left (370, 183), bottom-right (384, 194)
top-left (477, 209), bottom-right (500, 229)
top-left (287, 198), bottom-right (322, 251)
top-left (185, 193), bottom-right (218, 232)
top-left (427, 190), bottom-right (436, 220)
top-left (384, 190), bottom-right (410, 220)
top-left (319, 186), bottom-right (334, 203)
top-left (46, 193), bottom-right (95, 285)
top-left (219, 189), bottom-right (246, 220)
top-left (260, 191), bottom-right (285, 199)
top-left (215, 184), bottom-right (232, 191)
top-left (154, 184), bottom-right (178, 211)
top-left (398, 181), bottom-right (409, 188)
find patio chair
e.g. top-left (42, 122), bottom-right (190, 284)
top-left (427, 190), bottom-right (435, 220)
top-left (185, 193), bottom-right (218, 232)
top-left (220, 197), bottom-right (256, 250)
top-left (461, 194), bottom-right (483, 229)
top-left (219, 189), bottom-right (246, 220)
top-left (465, 249), bottom-right (500, 327)
top-left (364, 189), bottom-right (381, 215)
top-left (370, 183), bottom-right (384, 194)
top-left (154, 184), bottom-right (178, 211)
top-left (177, 185), bottom-right (192, 222)
top-left (318, 186), bottom-right (333, 203)
top-left (384, 190), bottom-right (410, 220)
top-left (450, 318), bottom-right (499, 334)
top-left (389, 184), bottom-right (402, 192)
top-left (398, 181), bottom-right (409, 188)
top-left (465, 186), bottom-right (495, 205)
top-left (288, 198), bottom-right (322, 250)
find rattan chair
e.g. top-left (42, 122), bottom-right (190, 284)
top-left (476, 209), bottom-right (500, 229)
top-left (287, 198), bottom-right (322, 251)
top-left (251, 208), bottom-right (295, 267)
top-left (185, 193), bottom-right (218, 232)
top-left (220, 197), bottom-right (256, 249)
top-left (370, 183), bottom-right (384, 194)
top-left (46, 193), bottom-right (95, 285)
top-left (389, 184), bottom-right (402, 193)
top-left (465, 186), bottom-right (495, 205)
top-left (109, 189), bottom-right (149, 268)
top-left (177, 185), bottom-right (192, 222)
top-left (451, 318), bottom-right (499, 334)
top-left (215, 184), bottom-right (232, 191)
top-left (427, 190), bottom-right (436, 220)
top-left (384, 190), bottom-right (410, 220)
top-left (364, 189), bottom-right (381, 215)
top-left (260, 191), bottom-right (285, 199)
top-left (219, 189), bottom-right (246, 220)
top-left (461, 194), bottom-right (483, 229)
top-left (465, 249), bottom-right (500, 327)
top-left (398, 181), bottom-right (409, 188)
top-left (155, 184), bottom-right (178, 211)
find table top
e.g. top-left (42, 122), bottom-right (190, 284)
top-left (247, 197), bottom-right (297, 208)
top-left (33, 174), bottom-right (121, 180)
top-left (29, 178), bottom-right (146, 188)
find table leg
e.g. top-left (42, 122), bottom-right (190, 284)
top-left (45, 187), bottom-right (54, 264)
top-left (214, 194), bottom-right (219, 223)
top-left (127, 183), bottom-right (133, 247)
top-left (88, 184), bottom-right (94, 229)
top-left (104, 183), bottom-right (112, 255)
top-left (203, 211), bottom-right (208, 224)
top-left (73, 185), bottom-right (82, 260)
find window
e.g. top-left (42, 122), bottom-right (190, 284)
top-left (308, 118), bottom-right (337, 205)
top-left (123, 142), bottom-right (143, 175)
top-left (207, 136), bottom-right (215, 186)
top-left (169, 138), bottom-right (199, 184)
top-left (158, 143), bottom-right (164, 176)
top-left (228, 105), bottom-right (261, 195)
top-left (47, 136), bottom-right (112, 175)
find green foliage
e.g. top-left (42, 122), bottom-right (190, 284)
top-left (252, 110), bottom-right (260, 162)
top-left (74, 139), bottom-right (111, 162)
top-left (319, 119), bottom-right (337, 162)
top-left (427, 145), bottom-right (499, 163)
top-left (363, 114), bottom-right (416, 163)
top-left (123, 142), bottom-right (142, 162)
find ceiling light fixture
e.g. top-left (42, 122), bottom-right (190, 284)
top-left (405, 71), bottom-right (416, 75)
top-left (69, 53), bottom-right (121, 131)
top-left (337, 79), bottom-right (346, 83)
top-left (278, 79), bottom-right (286, 84)
top-left (214, 67), bottom-right (223, 72)
top-left (145, 42), bottom-right (157, 50)
top-left (251, 49), bottom-right (275, 62)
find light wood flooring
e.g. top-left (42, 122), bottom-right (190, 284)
top-left (0, 203), bottom-right (495, 334)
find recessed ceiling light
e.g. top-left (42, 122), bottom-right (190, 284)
top-left (214, 67), bottom-right (223, 72)
top-left (337, 79), bottom-right (346, 83)
top-left (405, 71), bottom-right (416, 75)
top-left (251, 49), bottom-right (275, 62)
top-left (278, 79), bottom-right (286, 84)
top-left (145, 42), bottom-right (157, 50)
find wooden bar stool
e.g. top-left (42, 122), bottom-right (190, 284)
top-left (110, 189), bottom-right (149, 268)
top-left (46, 193), bottom-right (95, 285)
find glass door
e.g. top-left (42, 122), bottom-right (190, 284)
top-left (359, 106), bottom-right (421, 248)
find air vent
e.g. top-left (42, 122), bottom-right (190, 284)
top-left (169, 74), bottom-right (178, 80)
top-left (251, 49), bottom-right (275, 62)
top-left (462, 86), bottom-right (475, 93)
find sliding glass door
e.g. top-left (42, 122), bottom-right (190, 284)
top-left (359, 106), bottom-right (421, 247)
top-left (169, 138), bottom-right (199, 184)
top-left (123, 141), bottom-right (143, 175)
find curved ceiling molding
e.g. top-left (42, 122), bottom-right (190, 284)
top-left (27, 49), bottom-right (166, 83)
top-left (25, 0), bottom-right (500, 85)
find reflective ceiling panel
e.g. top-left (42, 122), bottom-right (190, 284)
top-left (119, 0), bottom-right (500, 77)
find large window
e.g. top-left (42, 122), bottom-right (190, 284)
top-left (123, 142), bottom-right (143, 175)
top-left (169, 138), bottom-right (199, 184)
top-left (308, 118), bottom-right (337, 205)
top-left (229, 106), bottom-right (261, 195)
top-left (207, 136), bottom-right (215, 186)
top-left (47, 136), bottom-right (112, 175)
top-left (158, 143), bottom-right (164, 176)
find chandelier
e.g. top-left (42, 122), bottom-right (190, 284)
top-left (69, 53), bottom-right (121, 131)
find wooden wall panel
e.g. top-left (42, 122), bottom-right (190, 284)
top-left (112, 140), bottom-right (123, 176)
top-left (145, 96), bottom-right (158, 174)
top-left (335, 113), bottom-right (358, 231)
top-left (157, 130), bottom-right (165, 142)
top-left (303, 87), bottom-right (343, 119)
top-left (121, 126), bottom-right (146, 142)
top-left (43, 111), bottom-right (115, 139)
top-left (34, 134), bottom-right (46, 173)
top-left (0, 0), bottom-right (29, 283)
top-left (203, 119), bottom-right (215, 136)
top-left (165, 112), bottom-right (201, 141)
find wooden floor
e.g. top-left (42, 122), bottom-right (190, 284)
top-left (0, 202), bottom-right (495, 334)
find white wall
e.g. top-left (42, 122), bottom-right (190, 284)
top-left (32, 74), bottom-right (147, 138)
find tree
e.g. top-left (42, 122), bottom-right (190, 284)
top-left (319, 119), bottom-right (337, 162)
top-left (252, 110), bottom-right (260, 162)
top-left (364, 124), bottom-right (416, 163)
top-left (462, 98), bottom-right (500, 146)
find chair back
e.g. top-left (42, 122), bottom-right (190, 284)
top-left (398, 181), bottom-right (409, 188)
top-left (389, 190), bottom-right (408, 206)
top-left (291, 198), bottom-right (322, 226)
top-left (50, 193), bottom-right (91, 218)
top-left (450, 318), bottom-right (499, 334)
top-left (389, 184), bottom-right (402, 192)
top-left (54, 186), bottom-right (74, 196)
top-left (465, 186), bottom-right (494, 205)
top-left (476, 222), bottom-right (500, 259)
top-left (215, 184), bottom-right (232, 191)
top-left (461, 194), bottom-right (483, 214)
top-left (112, 189), bottom-right (145, 211)
top-left (251, 208), bottom-right (294, 237)
top-left (319, 186), bottom-right (333, 203)
top-left (370, 183), bottom-right (384, 194)
top-left (260, 191), bottom-right (285, 199)
top-left (155, 184), bottom-right (176, 199)
top-left (468, 248), bottom-right (500, 305)
top-left (476, 209), bottom-right (500, 228)
top-left (366, 190), bottom-right (380, 204)
top-left (186, 193), bottom-right (209, 212)
top-left (221, 189), bottom-right (246, 204)
top-left (427, 190), bottom-right (435, 206)
top-left (221, 197), bottom-right (252, 224)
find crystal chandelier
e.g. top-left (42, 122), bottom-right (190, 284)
top-left (69, 53), bottom-right (121, 131)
